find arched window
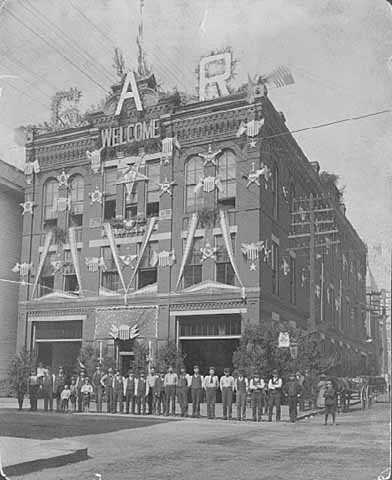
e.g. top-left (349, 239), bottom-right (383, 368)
top-left (272, 163), bottom-right (279, 219)
top-left (43, 178), bottom-right (58, 223)
top-left (216, 150), bottom-right (236, 209)
top-left (69, 175), bottom-right (84, 227)
top-left (185, 156), bottom-right (204, 213)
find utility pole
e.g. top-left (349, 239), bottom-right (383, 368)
top-left (289, 194), bottom-right (339, 331)
top-left (309, 194), bottom-right (316, 329)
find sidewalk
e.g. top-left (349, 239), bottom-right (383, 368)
top-left (0, 396), bottom-right (320, 421)
top-left (0, 436), bottom-right (87, 477)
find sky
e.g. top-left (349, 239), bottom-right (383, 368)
top-left (0, 0), bottom-right (391, 288)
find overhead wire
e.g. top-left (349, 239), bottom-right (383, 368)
top-left (20, 0), bottom-right (114, 84)
top-left (3, 4), bottom-right (108, 92)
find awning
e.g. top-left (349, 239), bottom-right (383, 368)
top-left (94, 306), bottom-right (158, 340)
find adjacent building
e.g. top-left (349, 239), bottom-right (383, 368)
top-left (0, 159), bottom-right (24, 386)
top-left (16, 68), bottom-right (372, 376)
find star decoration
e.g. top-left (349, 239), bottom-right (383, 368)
top-left (200, 242), bottom-right (218, 262)
top-left (20, 200), bottom-right (35, 215)
top-left (57, 170), bottom-right (70, 188)
top-left (198, 144), bottom-right (222, 166)
top-left (89, 187), bottom-right (103, 205)
top-left (158, 178), bottom-right (176, 197)
top-left (249, 138), bottom-right (257, 148)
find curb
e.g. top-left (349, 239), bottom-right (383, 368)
top-left (3, 446), bottom-right (88, 477)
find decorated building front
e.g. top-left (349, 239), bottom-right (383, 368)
top-left (16, 47), bottom-right (371, 376)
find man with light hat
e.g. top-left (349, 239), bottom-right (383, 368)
top-left (268, 369), bottom-right (282, 421)
top-left (220, 367), bottom-right (235, 420)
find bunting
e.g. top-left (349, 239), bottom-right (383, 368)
top-left (103, 222), bottom-right (127, 293)
top-left (69, 227), bottom-right (82, 294)
top-left (85, 257), bottom-right (106, 272)
top-left (12, 262), bottom-right (32, 279)
top-left (175, 212), bottom-right (198, 290)
top-left (161, 137), bottom-right (180, 164)
top-left (151, 250), bottom-right (176, 268)
top-left (241, 241), bottom-right (264, 271)
top-left (127, 216), bottom-right (158, 290)
top-left (31, 230), bottom-right (53, 298)
top-left (194, 176), bottom-right (223, 194)
top-left (86, 147), bottom-right (104, 174)
top-left (219, 209), bottom-right (245, 298)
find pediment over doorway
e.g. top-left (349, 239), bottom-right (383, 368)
top-left (179, 280), bottom-right (242, 295)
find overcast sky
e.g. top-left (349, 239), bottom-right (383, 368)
top-left (0, 0), bottom-right (391, 287)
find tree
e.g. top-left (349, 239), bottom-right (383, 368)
top-left (7, 347), bottom-right (36, 396)
top-left (232, 324), bottom-right (324, 379)
top-left (131, 341), bottom-right (149, 373)
top-left (77, 343), bottom-right (115, 378)
top-left (157, 341), bottom-right (186, 372)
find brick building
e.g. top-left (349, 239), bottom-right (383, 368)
top-left (16, 69), bottom-right (372, 376)
top-left (0, 159), bottom-right (24, 386)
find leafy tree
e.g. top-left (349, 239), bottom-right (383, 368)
top-left (131, 341), bottom-right (149, 373)
top-left (157, 340), bottom-right (186, 372)
top-left (77, 342), bottom-right (115, 378)
top-left (233, 324), bottom-right (324, 379)
top-left (7, 347), bottom-right (36, 395)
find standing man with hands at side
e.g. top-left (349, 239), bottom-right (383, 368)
top-left (220, 368), bottom-right (235, 420)
top-left (203, 366), bottom-right (219, 419)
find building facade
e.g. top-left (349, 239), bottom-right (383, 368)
top-left (16, 69), bottom-right (371, 376)
top-left (0, 159), bottom-right (24, 386)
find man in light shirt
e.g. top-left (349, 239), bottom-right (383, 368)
top-left (234, 369), bottom-right (249, 421)
top-left (249, 372), bottom-right (265, 421)
top-left (268, 369), bottom-right (282, 422)
top-left (203, 366), bottom-right (219, 419)
top-left (220, 368), bottom-right (235, 420)
top-left (146, 367), bottom-right (159, 415)
top-left (164, 365), bottom-right (178, 416)
top-left (177, 367), bottom-right (190, 417)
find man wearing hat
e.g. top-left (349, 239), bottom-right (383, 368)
top-left (190, 365), bottom-right (203, 418)
top-left (164, 365), bottom-right (178, 416)
top-left (177, 367), bottom-right (190, 417)
top-left (92, 365), bottom-right (104, 413)
top-left (283, 373), bottom-right (302, 422)
top-left (268, 369), bottom-right (282, 421)
top-left (135, 371), bottom-right (149, 415)
top-left (220, 368), bottom-right (235, 420)
top-left (123, 369), bottom-right (136, 414)
top-left (112, 369), bottom-right (124, 413)
top-left (203, 367), bottom-right (219, 419)
top-left (100, 367), bottom-right (114, 413)
top-left (234, 369), bottom-right (249, 421)
top-left (249, 371), bottom-right (265, 421)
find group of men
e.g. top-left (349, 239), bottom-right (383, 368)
top-left (21, 363), bottom-right (308, 423)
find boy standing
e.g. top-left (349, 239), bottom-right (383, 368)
top-left (60, 385), bottom-right (71, 412)
top-left (268, 369), bottom-right (282, 422)
top-left (203, 367), bottom-right (219, 419)
top-left (249, 372), bottom-right (265, 422)
top-left (220, 368), bottom-right (235, 420)
top-left (81, 378), bottom-right (94, 412)
top-left (234, 370), bottom-right (249, 421)
top-left (323, 380), bottom-right (337, 425)
top-left (190, 365), bottom-right (203, 418)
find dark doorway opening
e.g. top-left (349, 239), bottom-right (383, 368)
top-left (180, 339), bottom-right (239, 378)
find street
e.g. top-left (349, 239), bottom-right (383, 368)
top-left (5, 403), bottom-right (389, 480)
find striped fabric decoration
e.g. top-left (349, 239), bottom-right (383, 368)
top-left (259, 66), bottom-right (294, 89)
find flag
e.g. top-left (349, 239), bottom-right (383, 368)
top-left (259, 66), bottom-right (294, 89)
top-left (176, 212), bottom-right (199, 290)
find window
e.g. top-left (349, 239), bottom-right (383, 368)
top-left (179, 314), bottom-right (241, 337)
top-left (63, 250), bottom-right (79, 294)
top-left (38, 252), bottom-right (56, 297)
top-left (217, 150), bottom-right (236, 209)
top-left (183, 237), bottom-right (202, 288)
top-left (185, 156), bottom-right (204, 212)
top-left (103, 168), bottom-right (117, 221)
top-left (100, 247), bottom-right (120, 292)
top-left (146, 162), bottom-right (160, 218)
top-left (43, 179), bottom-right (58, 222)
top-left (272, 164), bottom-right (279, 219)
top-left (138, 242), bottom-right (158, 289)
top-left (69, 175), bottom-right (84, 227)
top-left (289, 256), bottom-right (296, 304)
top-left (272, 241), bottom-right (280, 295)
top-left (215, 235), bottom-right (235, 285)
